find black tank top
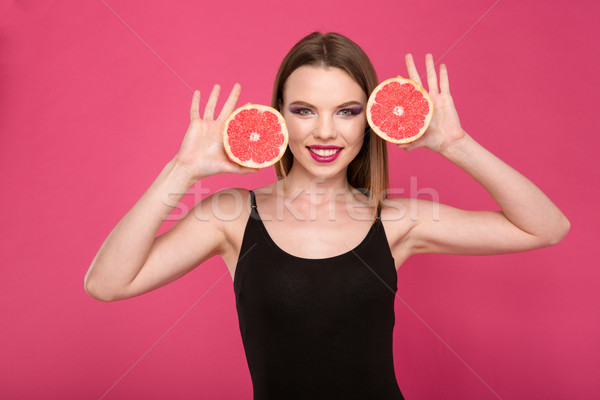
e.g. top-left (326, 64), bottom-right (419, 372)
top-left (234, 190), bottom-right (404, 400)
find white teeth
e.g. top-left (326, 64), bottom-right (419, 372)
top-left (309, 148), bottom-right (340, 157)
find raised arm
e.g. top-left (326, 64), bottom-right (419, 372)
top-left (396, 54), bottom-right (570, 256)
top-left (84, 84), bottom-right (256, 301)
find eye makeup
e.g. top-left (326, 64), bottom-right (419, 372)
top-left (339, 105), bottom-right (363, 116)
top-left (288, 104), bottom-right (314, 115)
top-left (288, 103), bottom-right (364, 117)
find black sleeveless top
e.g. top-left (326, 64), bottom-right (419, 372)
top-left (234, 190), bottom-right (404, 400)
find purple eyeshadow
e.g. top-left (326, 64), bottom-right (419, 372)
top-left (289, 105), bottom-right (311, 113)
top-left (345, 105), bottom-right (363, 114)
top-left (288, 104), bottom-right (363, 115)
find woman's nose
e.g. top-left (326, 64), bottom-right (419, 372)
top-left (313, 116), bottom-right (337, 140)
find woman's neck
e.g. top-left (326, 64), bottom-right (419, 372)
top-left (280, 165), bottom-right (354, 207)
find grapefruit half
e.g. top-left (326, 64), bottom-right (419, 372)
top-left (366, 77), bottom-right (433, 144)
top-left (223, 104), bottom-right (289, 168)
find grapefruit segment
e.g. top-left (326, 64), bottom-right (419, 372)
top-left (223, 104), bottom-right (288, 168)
top-left (366, 77), bottom-right (433, 144)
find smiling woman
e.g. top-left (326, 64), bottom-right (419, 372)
top-left (280, 65), bottom-right (370, 182)
top-left (272, 33), bottom-right (389, 213)
top-left (84, 31), bottom-right (569, 400)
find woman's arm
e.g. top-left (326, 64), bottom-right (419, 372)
top-left (84, 84), bottom-right (256, 301)
top-left (407, 132), bottom-right (570, 255)
top-left (396, 54), bottom-right (570, 256)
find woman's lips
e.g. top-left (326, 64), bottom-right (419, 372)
top-left (307, 146), bottom-right (342, 163)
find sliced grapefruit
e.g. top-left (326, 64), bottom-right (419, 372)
top-left (366, 77), bottom-right (433, 144)
top-left (223, 104), bottom-right (288, 168)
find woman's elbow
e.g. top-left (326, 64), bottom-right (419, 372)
top-left (544, 215), bottom-right (571, 246)
top-left (84, 278), bottom-right (117, 302)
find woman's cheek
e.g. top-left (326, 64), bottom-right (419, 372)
top-left (338, 118), bottom-right (367, 145)
top-left (285, 117), bottom-right (313, 140)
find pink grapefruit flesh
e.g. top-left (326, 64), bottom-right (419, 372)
top-left (223, 104), bottom-right (288, 168)
top-left (366, 77), bottom-right (433, 144)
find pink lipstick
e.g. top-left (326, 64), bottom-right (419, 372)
top-left (307, 145), bottom-right (343, 163)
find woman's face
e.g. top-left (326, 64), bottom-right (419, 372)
top-left (281, 65), bottom-right (367, 180)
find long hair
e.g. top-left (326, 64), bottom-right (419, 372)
top-left (271, 32), bottom-right (389, 212)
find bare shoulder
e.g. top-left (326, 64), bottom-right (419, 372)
top-left (380, 197), bottom-right (418, 227)
top-left (205, 187), bottom-right (251, 214)
top-left (185, 187), bottom-right (249, 226)
top-left (203, 187), bottom-right (252, 236)
top-left (379, 197), bottom-right (420, 266)
top-left (176, 187), bottom-right (249, 254)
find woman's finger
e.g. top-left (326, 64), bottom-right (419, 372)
top-left (425, 54), bottom-right (439, 95)
top-left (239, 166), bottom-right (260, 174)
top-left (397, 143), bottom-right (413, 151)
top-left (217, 83), bottom-right (242, 122)
top-left (203, 84), bottom-right (221, 120)
top-left (440, 63), bottom-right (450, 95)
top-left (224, 162), bottom-right (259, 175)
top-left (190, 90), bottom-right (201, 121)
top-left (404, 54), bottom-right (422, 86)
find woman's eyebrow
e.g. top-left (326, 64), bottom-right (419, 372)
top-left (337, 101), bottom-right (364, 108)
top-left (288, 101), bottom-right (315, 108)
top-left (288, 100), bottom-right (364, 108)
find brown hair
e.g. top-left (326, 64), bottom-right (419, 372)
top-left (271, 32), bottom-right (389, 213)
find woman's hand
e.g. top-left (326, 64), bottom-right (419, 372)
top-left (389, 55), bottom-right (570, 257)
top-left (174, 83), bottom-right (259, 180)
top-left (398, 54), bottom-right (466, 153)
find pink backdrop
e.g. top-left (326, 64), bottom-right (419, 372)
top-left (1, 0), bottom-right (598, 399)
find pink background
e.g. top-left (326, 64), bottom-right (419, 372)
top-left (1, 0), bottom-right (598, 399)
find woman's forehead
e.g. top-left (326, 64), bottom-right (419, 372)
top-left (283, 65), bottom-right (366, 106)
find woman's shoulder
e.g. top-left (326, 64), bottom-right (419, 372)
top-left (205, 187), bottom-right (252, 217)
top-left (207, 184), bottom-right (277, 220)
top-left (380, 197), bottom-right (412, 220)
top-left (381, 196), bottom-right (440, 227)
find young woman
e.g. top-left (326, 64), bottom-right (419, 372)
top-left (85, 32), bottom-right (570, 399)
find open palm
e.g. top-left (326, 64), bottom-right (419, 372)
top-left (175, 84), bottom-right (258, 180)
top-left (398, 54), bottom-right (465, 153)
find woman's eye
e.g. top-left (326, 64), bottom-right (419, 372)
top-left (338, 108), bottom-right (361, 116)
top-left (292, 108), bottom-right (313, 116)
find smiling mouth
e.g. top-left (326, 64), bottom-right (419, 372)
top-left (307, 147), bottom-right (342, 157)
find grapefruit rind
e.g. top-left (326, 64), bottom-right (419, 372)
top-left (223, 104), bottom-right (289, 169)
top-left (366, 77), bottom-right (433, 144)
